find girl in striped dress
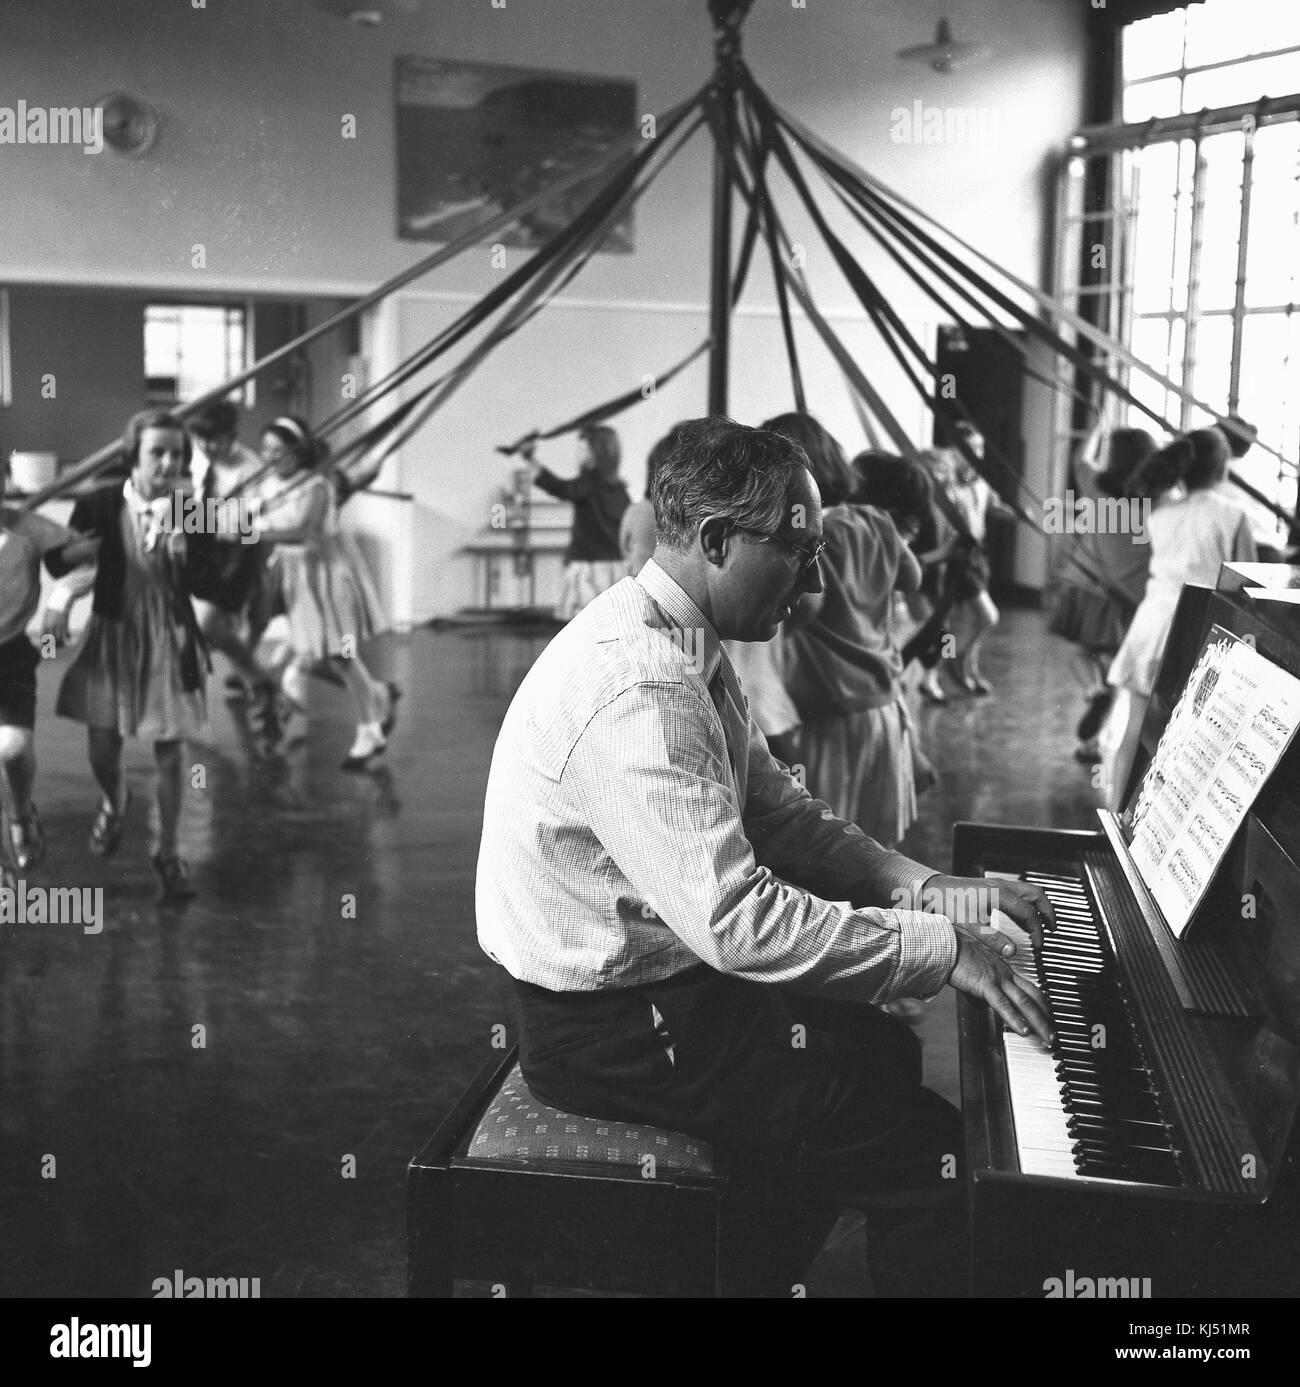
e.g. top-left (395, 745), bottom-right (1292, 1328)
top-left (254, 417), bottom-right (395, 770)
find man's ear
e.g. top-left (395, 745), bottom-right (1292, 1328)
top-left (698, 515), bottom-right (731, 569)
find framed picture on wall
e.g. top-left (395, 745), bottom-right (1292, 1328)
top-left (394, 57), bottom-right (637, 252)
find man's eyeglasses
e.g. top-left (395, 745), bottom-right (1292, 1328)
top-left (731, 525), bottom-right (825, 578)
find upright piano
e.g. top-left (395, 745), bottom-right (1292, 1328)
top-left (958, 563), bottom-right (1300, 1297)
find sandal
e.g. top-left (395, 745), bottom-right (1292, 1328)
top-left (152, 853), bottom-right (197, 903)
top-left (341, 723), bottom-right (387, 771)
top-left (89, 789), bottom-right (132, 858)
top-left (247, 682), bottom-right (283, 756)
top-left (919, 677), bottom-right (947, 704)
top-left (276, 693), bottom-right (308, 749)
top-left (10, 804), bottom-right (45, 871)
top-left (379, 681), bottom-right (402, 738)
top-left (1076, 689), bottom-right (1113, 742)
top-left (953, 670), bottom-right (993, 696)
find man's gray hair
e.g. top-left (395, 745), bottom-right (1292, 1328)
top-left (650, 417), bottom-right (809, 552)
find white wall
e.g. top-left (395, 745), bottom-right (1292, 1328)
top-left (1, 0), bottom-right (1088, 616)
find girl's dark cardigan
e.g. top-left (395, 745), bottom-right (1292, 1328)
top-left (45, 484), bottom-right (212, 692)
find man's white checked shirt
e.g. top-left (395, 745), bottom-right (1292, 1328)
top-left (476, 559), bottom-right (957, 1002)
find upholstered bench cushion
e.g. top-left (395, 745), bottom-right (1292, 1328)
top-left (464, 1063), bottom-right (716, 1176)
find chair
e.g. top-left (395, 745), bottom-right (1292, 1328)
top-left (407, 1045), bottom-right (838, 1297)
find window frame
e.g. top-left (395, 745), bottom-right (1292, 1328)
top-left (143, 301), bottom-right (254, 409)
top-left (1048, 11), bottom-right (1300, 542)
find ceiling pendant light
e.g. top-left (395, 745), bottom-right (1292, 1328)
top-left (897, 18), bottom-right (992, 75)
top-left (308, 0), bottom-right (421, 25)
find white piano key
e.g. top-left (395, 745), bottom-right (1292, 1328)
top-left (1003, 1031), bottom-right (1078, 1178)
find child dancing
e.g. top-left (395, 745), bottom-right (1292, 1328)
top-left (0, 454), bottom-right (100, 879)
top-left (185, 398), bottom-right (277, 723)
top-left (49, 410), bottom-right (210, 902)
top-left (254, 416), bottom-right (395, 770)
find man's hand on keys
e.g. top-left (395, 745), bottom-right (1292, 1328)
top-left (948, 926), bottom-right (1054, 1045)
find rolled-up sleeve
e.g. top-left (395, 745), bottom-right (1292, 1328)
top-left (563, 682), bottom-right (956, 1003)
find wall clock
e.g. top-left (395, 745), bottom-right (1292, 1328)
top-left (95, 92), bottom-right (159, 155)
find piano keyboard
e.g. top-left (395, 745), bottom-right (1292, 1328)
top-left (1000, 870), bottom-right (1183, 1186)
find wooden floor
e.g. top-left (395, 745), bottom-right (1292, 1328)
top-left (0, 605), bottom-right (1101, 1297)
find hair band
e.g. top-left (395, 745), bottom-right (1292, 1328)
top-left (270, 416), bottom-right (310, 444)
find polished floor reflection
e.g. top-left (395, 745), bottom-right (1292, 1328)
top-left (0, 606), bottom-right (1100, 1297)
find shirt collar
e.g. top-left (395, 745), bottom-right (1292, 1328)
top-left (635, 557), bottom-right (723, 683)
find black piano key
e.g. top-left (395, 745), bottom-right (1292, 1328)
top-left (1060, 1085), bottom-right (1161, 1116)
top-left (1069, 1125), bottom-right (1175, 1157)
top-left (1067, 1119), bottom-right (1174, 1151)
top-left (1073, 1146), bottom-right (1178, 1167)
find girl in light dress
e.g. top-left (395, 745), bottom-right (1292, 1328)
top-left (254, 416), bottom-right (396, 770)
top-left (1099, 428), bottom-right (1256, 807)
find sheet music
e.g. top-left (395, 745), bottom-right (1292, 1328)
top-left (1246, 588), bottom-right (1300, 605)
top-left (1127, 628), bottom-right (1300, 935)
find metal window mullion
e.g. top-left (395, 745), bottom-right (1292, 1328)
top-left (1117, 152), bottom-right (1141, 425)
top-left (1057, 151), bottom-right (1096, 492)
top-left (1098, 148), bottom-right (1123, 419)
top-left (1227, 122), bottom-right (1257, 414)
top-left (1172, 22), bottom-right (1191, 429)
top-left (1182, 132), bottom-right (1209, 430)
top-left (1280, 310), bottom-right (1295, 512)
top-left (1160, 142), bottom-right (1186, 426)
top-left (1048, 153), bottom-right (1078, 495)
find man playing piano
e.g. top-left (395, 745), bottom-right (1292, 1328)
top-left (476, 416), bottom-right (1055, 1296)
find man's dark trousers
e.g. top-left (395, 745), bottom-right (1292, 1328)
top-left (513, 964), bottom-right (969, 1296)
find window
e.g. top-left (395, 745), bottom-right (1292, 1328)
top-left (1051, 0), bottom-right (1300, 544)
top-left (144, 303), bottom-right (252, 406)
top-left (1122, 6), bottom-right (1300, 121)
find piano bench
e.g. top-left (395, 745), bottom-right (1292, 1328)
top-left (407, 1047), bottom-right (837, 1298)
